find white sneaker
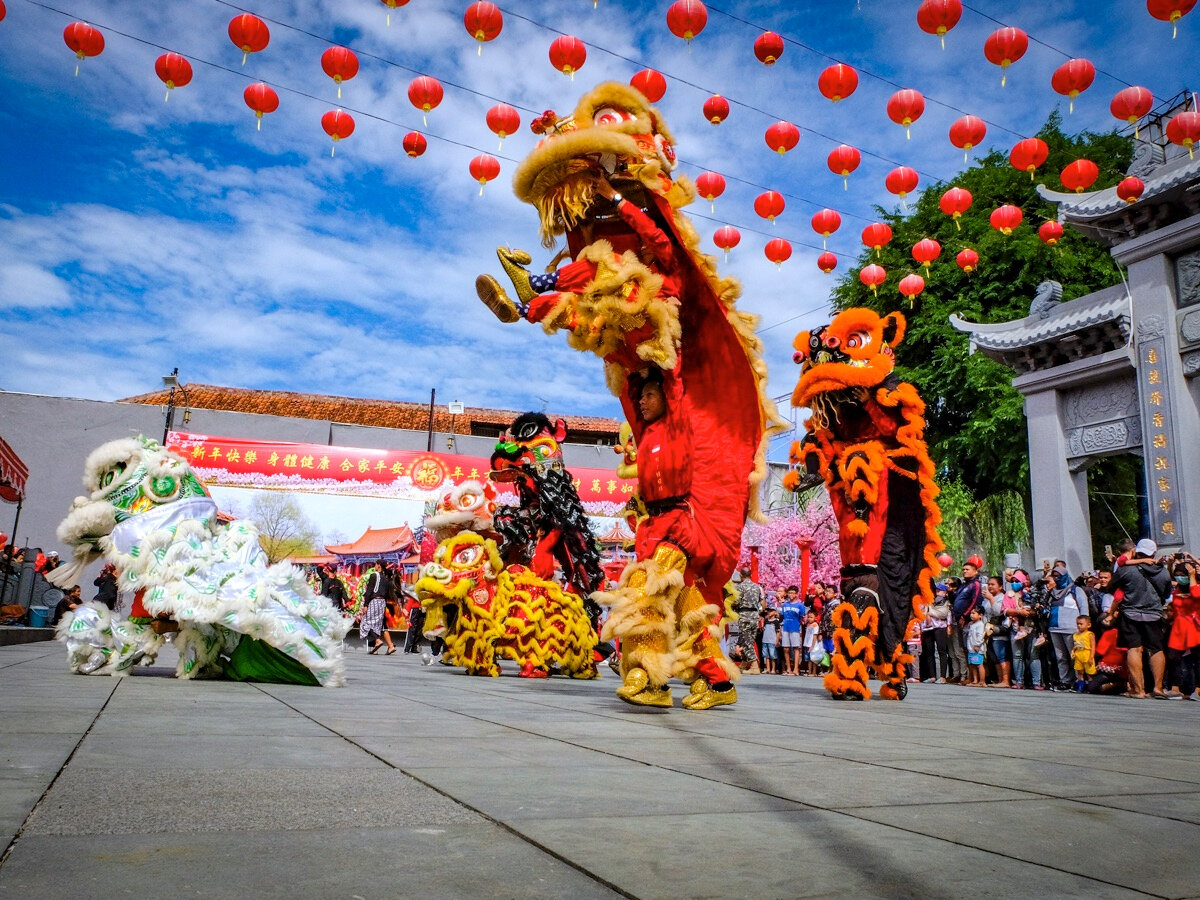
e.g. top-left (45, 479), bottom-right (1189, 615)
top-left (421, 651), bottom-right (433, 666)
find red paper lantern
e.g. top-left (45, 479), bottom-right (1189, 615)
top-left (899, 273), bottom-right (925, 302)
top-left (1110, 86), bottom-right (1154, 138)
top-left (885, 166), bottom-right (919, 201)
top-left (228, 14), bottom-right (269, 65)
top-left (754, 31), bottom-right (785, 65)
top-left (1009, 137), bottom-right (1049, 179)
top-left (936, 551), bottom-right (955, 568)
top-left (403, 131), bottom-right (427, 158)
top-left (949, 114), bottom-right (987, 162)
top-left (703, 95), bottom-right (730, 124)
top-left (827, 144), bottom-right (861, 189)
top-left (956, 248), bottom-right (979, 273)
top-left (983, 27), bottom-right (1028, 86)
top-left (917, 0), bottom-right (962, 48)
top-left (154, 52), bottom-right (192, 102)
top-left (470, 154), bottom-right (501, 195)
top-left (486, 104), bottom-right (520, 149)
top-left (1166, 110), bottom-right (1200, 158)
top-left (0, 3), bottom-right (6, 22)
top-left (549, 35), bottom-right (586, 79)
top-left (811, 208), bottom-right (842, 248)
top-left (859, 263), bottom-right (887, 294)
top-left (695, 172), bottom-right (726, 209)
top-left (667, 0), bottom-right (708, 43)
top-left (1117, 176), bottom-right (1145, 204)
top-left (380, 0), bottom-right (410, 26)
top-left (244, 82), bottom-right (279, 130)
top-left (321, 110), bottom-right (355, 156)
top-left (754, 191), bottom-right (786, 222)
top-left (1038, 221), bottom-right (1064, 245)
top-left (818, 63), bottom-right (858, 102)
top-left (765, 121), bottom-right (800, 155)
top-left (713, 225), bottom-right (741, 259)
top-left (912, 238), bottom-right (941, 271)
top-left (861, 222), bottom-right (893, 255)
top-left (1061, 159), bottom-right (1099, 194)
top-left (1051, 59), bottom-right (1095, 114)
top-left (1147, 0), bottom-right (1197, 38)
top-left (818, 252), bottom-right (838, 274)
top-left (887, 89), bottom-right (925, 138)
top-left (990, 204), bottom-right (1023, 235)
top-left (939, 186), bottom-right (972, 230)
top-left (408, 75), bottom-right (443, 125)
top-left (464, 2), bottom-right (503, 54)
top-left (321, 47), bottom-right (359, 99)
top-left (631, 69), bottom-right (667, 102)
top-left (63, 22), bottom-right (104, 75)
top-left (764, 238), bottom-right (792, 266)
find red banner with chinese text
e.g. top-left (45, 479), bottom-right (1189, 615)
top-left (167, 432), bottom-right (636, 514)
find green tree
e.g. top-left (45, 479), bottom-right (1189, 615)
top-left (831, 112), bottom-right (1132, 520)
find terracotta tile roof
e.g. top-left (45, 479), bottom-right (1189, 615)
top-left (120, 384), bottom-right (622, 438)
top-left (326, 525), bottom-right (415, 556)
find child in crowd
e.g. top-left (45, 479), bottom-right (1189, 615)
top-left (760, 606), bottom-right (781, 675)
top-left (1072, 615), bottom-right (1096, 693)
top-left (803, 611), bottom-right (821, 676)
top-left (966, 606), bottom-right (987, 686)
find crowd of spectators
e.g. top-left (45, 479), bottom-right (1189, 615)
top-left (732, 537), bottom-right (1200, 701)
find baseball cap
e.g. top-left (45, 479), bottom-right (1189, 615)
top-left (47, 551), bottom-right (59, 558)
top-left (1051, 564), bottom-right (1067, 577)
top-left (1135, 538), bottom-right (1157, 557)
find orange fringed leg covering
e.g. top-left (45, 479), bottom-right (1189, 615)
top-left (876, 643), bottom-right (913, 700)
top-left (824, 601), bottom-right (877, 700)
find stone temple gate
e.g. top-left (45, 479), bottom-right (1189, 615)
top-left (952, 137), bottom-right (1200, 573)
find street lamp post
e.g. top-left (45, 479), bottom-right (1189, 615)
top-left (161, 369), bottom-right (189, 444)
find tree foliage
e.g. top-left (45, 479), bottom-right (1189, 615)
top-left (248, 492), bottom-right (321, 563)
top-left (830, 112), bottom-right (1132, 507)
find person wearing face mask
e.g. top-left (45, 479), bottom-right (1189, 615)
top-left (1044, 563), bottom-right (1088, 691)
top-left (1164, 556), bottom-right (1200, 700)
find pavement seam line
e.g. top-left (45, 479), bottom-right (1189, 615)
top-left (372, 679), bottom-right (1172, 897)
top-left (0, 676), bottom-right (122, 870)
top-left (250, 684), bottom-right (641, 900)
top-left (0, 648), bottom-right (59, 671)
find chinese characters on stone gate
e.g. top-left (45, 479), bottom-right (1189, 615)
top-left (1139, 342), bottom-right (1184, 543)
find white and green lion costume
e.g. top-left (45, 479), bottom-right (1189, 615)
top-left (48, 436), bottom-right (350, 686)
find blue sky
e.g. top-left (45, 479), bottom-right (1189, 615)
top-left (0, 0), bottom-right (1194, 434)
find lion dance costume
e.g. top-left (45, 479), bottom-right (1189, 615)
top-left (785, 310), bottom-right (942, 700)
top-left (475, 82), bottom-right (785, 709)
top-left (414, 414), bottom-right (604, 678)
top-left (48, 437), bottom-right (351, 686)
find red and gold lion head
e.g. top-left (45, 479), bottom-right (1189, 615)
top-left (791, 309), bottom-right (906, 408)
top-left (512, 82), bottom-right (686, 247)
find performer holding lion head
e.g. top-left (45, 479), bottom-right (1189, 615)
top-left (786, 309), bottom-right (943, 700)
top-left (476, 82), bottom-right (786, 709)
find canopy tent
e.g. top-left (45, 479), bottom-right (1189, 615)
top-left (0, 436), bottom-right (28, 504)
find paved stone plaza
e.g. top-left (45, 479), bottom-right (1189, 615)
top-left (1, 640), bottom-right (1197, 899)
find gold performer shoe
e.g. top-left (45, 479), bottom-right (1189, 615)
top-left (681, 682), bottom-right (737, 710)
top-left (496, 247), bottom-right (537, 305)
top-left (475, 274), bottom-right (521, 324)
top-left (616, 666), bottom-right (673, 707)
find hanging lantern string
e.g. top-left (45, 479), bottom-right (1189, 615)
top-left (678, 159), bottom-right (878, 227)
top-left (959, 2), bottom-right (1138, 89)
top-left (24, 0), bottom-right (527, 165)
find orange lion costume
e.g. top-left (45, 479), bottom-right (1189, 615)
top-left (475, 82), bottom-right (786, 709)
top-left (786, 309), bottom-right (942, 700)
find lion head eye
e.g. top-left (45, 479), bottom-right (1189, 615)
top-left (593, 106), bottom-right (631, 126)
top-left (453, 545), bottom-right (482, 567)
top-left (846, 331), bottom-right (872, 350)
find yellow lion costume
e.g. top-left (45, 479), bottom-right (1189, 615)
top-left (415, 532), bottom-right (597, 679)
